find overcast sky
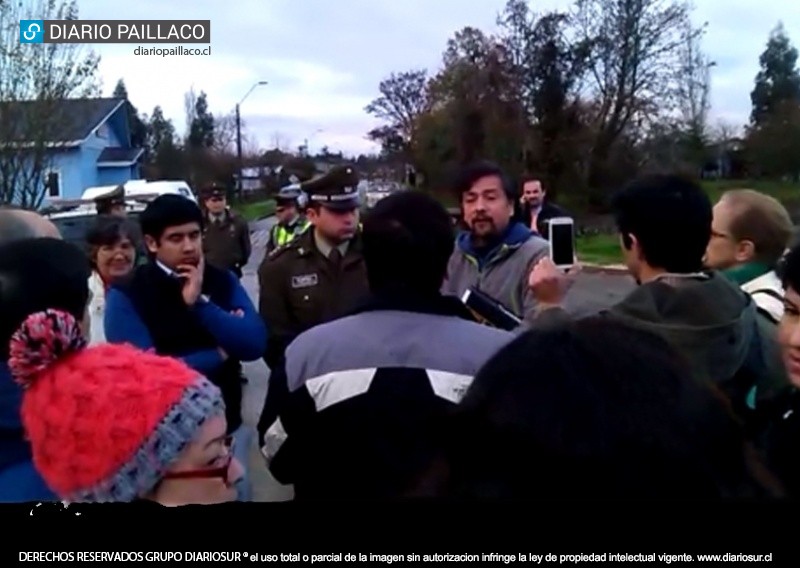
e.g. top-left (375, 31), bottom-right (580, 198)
top-left (75, 0), bottom-right (799, 156)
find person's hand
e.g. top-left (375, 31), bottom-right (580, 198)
top-left (218, 347), bottom-right (229, 361)
top-left (528, 257), bottom-right (581, 308)
top-left (230, 308), bottom-right (244, 317)
top-left (177, 257), bottom-right (204, 306)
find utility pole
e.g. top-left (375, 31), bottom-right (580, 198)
top-left (235, 81), bottom-right (268, 197)
top-left (235, 103), bottom-right (242, 197)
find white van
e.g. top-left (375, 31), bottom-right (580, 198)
top-left (125, 180), bottom-right (197, 204)
top-left (81, 180), bottom-right (197, 204)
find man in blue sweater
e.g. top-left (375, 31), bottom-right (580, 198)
top-left (104, 195), bottom-right (267, 501)
top-left (0, 208), bottom-right (63, 502)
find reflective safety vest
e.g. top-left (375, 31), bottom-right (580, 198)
top-left (272, 218), bottom-right (310, 247)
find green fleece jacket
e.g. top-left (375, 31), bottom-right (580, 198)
top-left (535, 271), bottom-right (758, 387)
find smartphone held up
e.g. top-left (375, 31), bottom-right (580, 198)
top-left (547, 217), bottom-right (576, 270)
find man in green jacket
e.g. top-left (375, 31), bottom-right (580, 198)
top-left (528, 175), bottom-right (784, 419)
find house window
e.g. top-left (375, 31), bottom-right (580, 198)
top-left (45, 170), bottom-right (61, 198)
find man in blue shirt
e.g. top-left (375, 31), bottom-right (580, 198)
top-left (105, 195), bottom-right (267, 501)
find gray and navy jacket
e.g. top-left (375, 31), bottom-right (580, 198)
top-left (442, 222), bottom-right (549, 327)
top-left (262, 294), bottom-right (514, 500)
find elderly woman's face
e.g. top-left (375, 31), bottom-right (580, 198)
top-left (94, 237), bottom-right (135, 282)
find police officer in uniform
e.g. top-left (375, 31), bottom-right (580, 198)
top-left (201, 184), bottom-right (252, 279)
top-left (266, 185), bottom-right (310, 254)
top-left (257, 165), bottom-right (370, 444)
top-left (94, 184), bottom-right (127, 217)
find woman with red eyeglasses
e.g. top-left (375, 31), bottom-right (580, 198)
top-left (1, 237), bottom-right (243, 504)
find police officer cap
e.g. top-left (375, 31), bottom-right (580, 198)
top-left (276, 184), bottom-right (301, 201)
top-left (200, 183), bottom-right (226, 200)
top-left (95, 184), bottom-right (126, 206)
top-left (301, 165), bottom-right (360, 211)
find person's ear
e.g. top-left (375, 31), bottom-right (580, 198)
top-left (144, 235), bottom-right (158, 254)
top-left (735, 240), bottom-right (756, 264)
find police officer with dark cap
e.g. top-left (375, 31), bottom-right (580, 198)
top-left (95, 184), bottom-right (127, 217)
top-left (201, 183), bottom-right (251, 279)
top-left (265, 185), bottom-right (310, 254)
top-left (257, 165), bottom-right (370, 445)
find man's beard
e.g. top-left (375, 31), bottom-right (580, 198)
top-left (469, 217), bottom-right (500, 247)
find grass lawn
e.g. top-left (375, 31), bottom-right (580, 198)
top-left (233, 199), bottom-right (276, 222)
top-left (576, 233), bottom-right (624, 265)
top-left (701, 179), bottom-right (800, 205)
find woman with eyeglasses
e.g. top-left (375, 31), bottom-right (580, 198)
top-left (0, 237), bottom-right (243, 505)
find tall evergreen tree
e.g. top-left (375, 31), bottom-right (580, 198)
top-left (112, 78), bottom-right (149, 151)
top-left (751, 23), bottom-right (800, 125)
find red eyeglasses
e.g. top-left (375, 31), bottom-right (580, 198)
top-left (162, 435), bottom-right (235, 482)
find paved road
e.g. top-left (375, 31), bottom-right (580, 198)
top-left (240, 217), bottom-right (295, 502)
top-left (239, 218), bottom-right (635, 501)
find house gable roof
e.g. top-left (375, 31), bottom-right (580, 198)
top-left (97, 146), bottom-right (144, 166)
top-left (0, 97), bottom-right (126, 146)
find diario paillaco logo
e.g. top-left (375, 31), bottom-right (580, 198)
top-left (20, 20), bottom-right (44, 43)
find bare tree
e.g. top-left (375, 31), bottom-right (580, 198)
top-left (572, 0), bottom-right (700, 188)
top-left (241, 132), bottom-right (260, 158)
top-left (0, 0), bottom-right (100, 207)
top-left (269, 131), bottom-right (292, 152)
top-left (676, 19), bottom-right (712, 142)
top-left (213, 111), bottom-right (238, 153)
top-left (365, 69), bottom-right (431, 157)
top-left (183, 86), bottom-right (198, 141)
top-left (712, 119), bottom-right (740, 147)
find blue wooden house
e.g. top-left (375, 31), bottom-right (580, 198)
top-left (3, 97), bottom-right (144, 202)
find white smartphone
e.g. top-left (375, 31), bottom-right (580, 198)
top-left (548, 217), bottom-right (576, 269)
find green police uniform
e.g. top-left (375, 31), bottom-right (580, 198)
top-left (201, 184), bottom-right (252, 278)
top-left (266, 186), bottom-right (311, 254)
top-left (94, 184), bottom-right (126, 216)
top-left (258, 165), bottom-right (368, 362)
top-left (257, 165), bottom-right (369, 439)
top-left (267, 218), bottom-right (310, 252)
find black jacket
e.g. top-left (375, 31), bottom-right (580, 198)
top-left (113, 262), bottom-right (244, 433)
top-left (521, 201), bottom-right (569, 237)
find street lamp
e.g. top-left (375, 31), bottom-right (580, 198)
top-left (304, 128), bottom-right (324, 157)
top-left (235, 80), bottom-right (268, 194)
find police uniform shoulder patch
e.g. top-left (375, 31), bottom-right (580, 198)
top-left (267, 243), bottom-right (292, 260)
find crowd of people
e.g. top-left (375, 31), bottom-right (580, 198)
top-left (0, 162), bottom-right (798, 504)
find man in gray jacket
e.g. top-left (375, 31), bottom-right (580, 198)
top-left (441, 161), bottom-right (549, 326)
